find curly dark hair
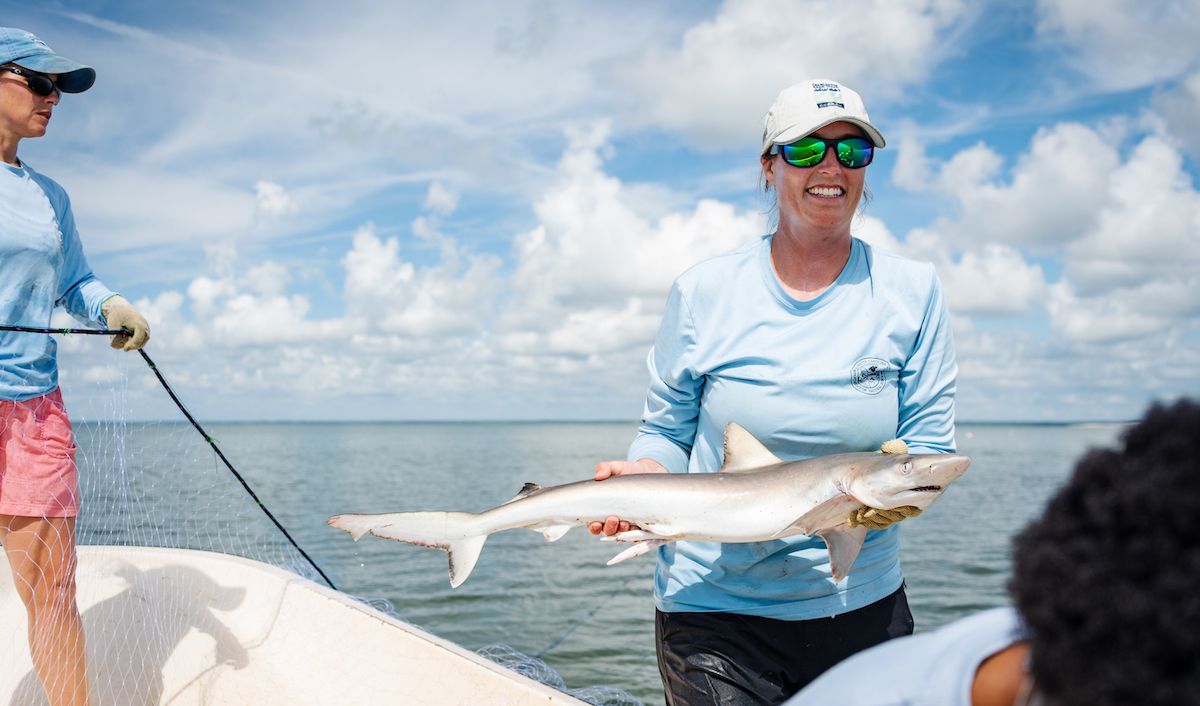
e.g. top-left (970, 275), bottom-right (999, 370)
top-left (1010, 398), bottom-right (1200, 706)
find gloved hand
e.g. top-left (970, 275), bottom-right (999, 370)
top-left (101, 295), bottom-right (150, 351)
top-left (847, 438), bottom-right (919, 529)
top-left (847, 505), bottom-right (923, 530)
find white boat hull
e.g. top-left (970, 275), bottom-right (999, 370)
top-left (1, 546), bottom-right (587, 705)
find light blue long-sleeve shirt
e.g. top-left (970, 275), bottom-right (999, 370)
top-left (786, 608), bottom-right (1024, 705)
top-left (1, 160), bottom-right (115, 401)
top-left (628, 235), bottom-right (957, 620)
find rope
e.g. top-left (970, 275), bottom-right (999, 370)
top-left (0, 325), bottom-right (337, 590)
top-left (535, 574), bottom-right (637, 659)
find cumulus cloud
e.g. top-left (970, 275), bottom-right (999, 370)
top-left (903, 123), bottom-right (1121, 249)
top-left (53, 124), bottom-right (765, 419)
top-left (500, 121), bottom-right (766, 345)
top-left (893, 119), bottom-right (1200, 366)
top-left (342, 223), bottom-right (501, 338)
top-left (254, 181), bottom-right (298, 219)
top-left (1155, 70), bottom-right (1200, 156)
top-left (612, 0), bottom-right (968, 147)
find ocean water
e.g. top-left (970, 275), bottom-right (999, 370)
top-left (69, 420), bottom-right (1126, 706)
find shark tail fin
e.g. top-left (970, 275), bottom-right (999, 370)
top-left (327, 511), bottom-right (488, 587)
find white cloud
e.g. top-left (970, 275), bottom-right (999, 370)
top-left (889, 119), bottom-right (1200, 419)
top-left (891, 123), bottom-right (1199, 325)
top-left (254, 181), bottom-right (298, 219)
top-left (89, 121), bottom-right (765, 418)
top-left (613, 0), bottom-right (968, 147)
top-left (423, 182), bottom-right (460, 217)
top-left (342, 223), bottom-right (502, 338)
top-left (1064, 135), bottom-right (1200, 294)
top-left (919, 123), bottom-right (1121, 249)
top-left (1156, 70), bottom-right (1200, 156)
top-left (940, 245), bottom-right (1047, 317)
top-left (1037, 0), bottom-right (1200, 90)
top-left (501, 122), bottom-right (766, 345)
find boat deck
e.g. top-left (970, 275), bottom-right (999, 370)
top-left (1, 546), bottom-right (586, 705)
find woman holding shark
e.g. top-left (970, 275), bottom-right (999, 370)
top-left (589, 80), bottom-right (957, 705)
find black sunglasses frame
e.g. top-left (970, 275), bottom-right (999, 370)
top-left (0, 65), bottom-right (60, 98)
top-left (770, 136), bottom-right (874, 169)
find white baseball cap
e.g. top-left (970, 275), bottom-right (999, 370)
top-left (761, 79), bottom-right (885, 155)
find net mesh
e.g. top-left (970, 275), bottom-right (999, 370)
top-left (0, 344), bottom-right (644, 706)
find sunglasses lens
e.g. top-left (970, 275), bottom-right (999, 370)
top-left (30, 74), bottom-right (57, 97)
top-left (781, 138), bottom-right (826, 167)
top-left (836, 138), bottom-right (873, 168)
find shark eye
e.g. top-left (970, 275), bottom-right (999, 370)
top-left (900, 462), bottom-right (913, 475)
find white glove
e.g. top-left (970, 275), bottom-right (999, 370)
top-left (101, 295), bottom-right (150, 351)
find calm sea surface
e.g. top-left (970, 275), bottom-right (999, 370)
top-left (72, 420), bottom-right (1126, 706)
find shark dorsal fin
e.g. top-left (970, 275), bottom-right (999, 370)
top-left (501, 482), bottom-right (543, 505)
top-left (719, 422), bottom-right (784, 473)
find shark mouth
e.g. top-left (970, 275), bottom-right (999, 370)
top-left (908, 485), bottom-right (942, 493)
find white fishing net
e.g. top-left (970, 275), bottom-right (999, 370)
top-left (0, 341), bottom-right (645, 706)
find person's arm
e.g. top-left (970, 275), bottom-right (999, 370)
top-left (626, 281), bottom-right (704, 472)
top-left (588, 282), bottom-right (702, 536)
top-left (895, 264), bottom-right (957, 455)
top-left (52, 189), bottom-right (149, 351)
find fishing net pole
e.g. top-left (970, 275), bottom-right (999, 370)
top-left (0, 324), bottom-right (336, 590)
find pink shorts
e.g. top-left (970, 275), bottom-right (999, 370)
top-left (0, 388), bottom-right (79, 518)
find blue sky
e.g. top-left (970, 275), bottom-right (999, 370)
top-left (9, 0), bottom-right (1200, 422)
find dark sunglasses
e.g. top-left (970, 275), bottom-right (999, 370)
top-left (0, 65), bottom-right (60, 98)
top-left (770, 136), bottom-right (874, 169)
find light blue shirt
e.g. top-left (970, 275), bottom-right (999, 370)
top-left (786, 607), bottom-right (1025, 705)
top-left (628, 235), bottom-right (957, 620)
top-left (0, 160), bottom-right (115, 401)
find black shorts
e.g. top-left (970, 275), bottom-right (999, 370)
top-left (655, 585), bottom-right (914, 706)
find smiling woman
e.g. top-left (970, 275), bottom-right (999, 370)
top-left (0, 26), bottom-right (150, 706)
top-left (586, 79), bottom-right (958, 706)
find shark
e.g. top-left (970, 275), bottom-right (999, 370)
top-left (328, 422), bottom-right (970, 587)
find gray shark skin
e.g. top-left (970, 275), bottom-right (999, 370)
top-left (328, 422), bottom-right (970, 587)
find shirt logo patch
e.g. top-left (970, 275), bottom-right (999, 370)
top-left (851, 358), bottom-right (889, 394)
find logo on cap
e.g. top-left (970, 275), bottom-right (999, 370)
top-left (812, 82), bottom-right (845, 110)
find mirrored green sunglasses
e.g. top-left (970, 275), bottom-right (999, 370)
top-left (770, 136), bottom-right (874, 169)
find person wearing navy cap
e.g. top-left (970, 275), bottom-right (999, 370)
top-left (0, 27), bottom-right (149, 706)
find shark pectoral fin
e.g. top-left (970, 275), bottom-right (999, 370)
top-left (606, 539), bottom-right (668, 565)
top-left (816, 525), bottom-right (869, 582)
top-left (775, 495), bottom-right (864, 538)
top-left (536, 524), bottom-right (573, 542)
top-left (447, 534), bottom-right (489, 588)
top-left (600, 529), bottom-right (665, 542)
top-left (719, 422), bottom-right (785, 473)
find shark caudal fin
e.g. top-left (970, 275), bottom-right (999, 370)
top-left (327, 511), bottom-right (487, 587)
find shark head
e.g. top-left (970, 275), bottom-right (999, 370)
top-left (845, 453), bottom-right (971, 510)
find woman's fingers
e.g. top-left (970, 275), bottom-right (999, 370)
top-left (587, 515), bottom-right (634, 536)
top-left (594, 460), bottom-right (624, 481)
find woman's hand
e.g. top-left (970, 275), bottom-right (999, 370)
top-left (587, 458), bottom-right (668, 537)
top-left (101, 295), bottom-right (150, 351)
